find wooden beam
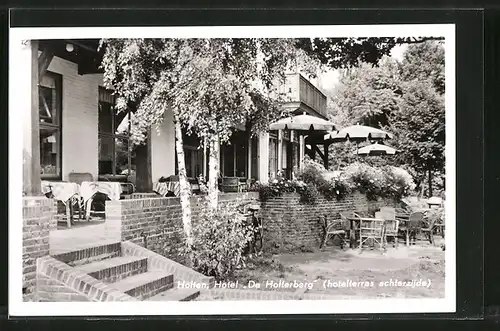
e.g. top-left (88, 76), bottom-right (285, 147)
top-left (310, 143), bottom-right (316, 159)
top-left (31, 41), bottom-right (42, 195)
top-left (323, 144), bottom-right (329, 170)
top-left (38, 47), bottom-right (54, 80)
top-left (314, 145), bottom-right (325, 160)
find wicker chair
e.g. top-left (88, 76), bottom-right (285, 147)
top-left (376, 210), bottom-right (399, 248)
top-left (318, 214), bottom-right (350, 249)
top-left (399, 211), bottom-right (425, 246)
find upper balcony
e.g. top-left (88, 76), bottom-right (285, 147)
top-left (281, 73), bottom-right (328, 119)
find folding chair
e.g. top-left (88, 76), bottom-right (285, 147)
top-left (359, 217), bottom-right (386, 251)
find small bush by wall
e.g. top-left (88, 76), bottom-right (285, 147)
top-left (106, 192), bottom-right (259, 264)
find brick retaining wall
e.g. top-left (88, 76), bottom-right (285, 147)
top-left (36, 256), bottom-right (137, 302)
top-left (105, 191), bottom-right (396, 260)
top-left (259, 192), bottom-right (398, 252)
top-left (23, 197), bottom-right (57, 301)
top-left (106, 192), bottom-right (259, 264)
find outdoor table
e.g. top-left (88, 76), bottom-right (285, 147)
top-left (80, 181), bottom-right (123, 221)
top-left (41, 181), bottom-right (80, 228)
top-left (153, 181), bottom-right (181, 197)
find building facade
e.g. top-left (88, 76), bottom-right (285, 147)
top-left (19, 39), bottom-right (327, 195)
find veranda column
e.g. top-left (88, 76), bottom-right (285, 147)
top-left (299, 134), bottom-right (305, 170)
top-left (290, 131), bottom-right (297, 178)
top-left (150, 107), bottom-right (176, 183)
top-left (247, 134), bottom-right (252, 179)
top-left (258, 132), bottom-right (269, 183)
top-left (18, 40), bottom-right (42, 196)
top-left (277, 130), bottom-right (283, 174)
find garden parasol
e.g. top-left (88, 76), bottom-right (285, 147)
top-left (355, 142), bottom-right (398, 156)
top-left (324, 124), bottom-right (393, 143)
top-left (269, 114), bottom-right (336, 131)
top-left (269, 114), bottom-right (336, 171)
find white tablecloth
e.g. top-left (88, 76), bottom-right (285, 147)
top-left (41, 181), bottom-right (80, 202)
top-left (153, 181), bottom-right (181, 196)
top-left (80, 181), bottom-right (123, 202)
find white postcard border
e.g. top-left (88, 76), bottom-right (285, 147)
top-left (9, 23), bottom-right (456, 316)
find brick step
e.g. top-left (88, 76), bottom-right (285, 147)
top-left (146, 287), bottom-right (201, 301)
top-left (52, 242), bottom-right (122, 267)
top-left (73, 256), bottom-right (148, 283)
top-left (109, 271), bottom-right (174, 301)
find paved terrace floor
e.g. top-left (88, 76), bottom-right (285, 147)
top-left (49, 217), bottom-right (120, 255)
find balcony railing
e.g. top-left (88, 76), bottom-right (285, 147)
top-left (283, 73), bottom-right (327, 117)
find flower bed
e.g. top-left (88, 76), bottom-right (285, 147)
top-left (254, 159), bottom-right (415, 204)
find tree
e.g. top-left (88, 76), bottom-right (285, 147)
top-left (296, 37), bottom-right (444, 69)
top-left (388, 41), bottom-right (446, 196)
top-left (325, 57), bottom-right (402, 170)
top-left (329, 56), bottom-right (401, 128)
top-left (400, 40), bottom-right (445, 95)
top-left (325, 40), bottom-right (446, 197)
top-left (388, 80), bottom-right (445, 197)
top-left (100, 38), bottom-right (317, 250)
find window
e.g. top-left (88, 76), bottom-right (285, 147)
top-left (98, 87), bottom-right (135, 177)
top-left (251, 137), bottom-right (258, 179)
top-left (185, 147), bottom-right (204, 178)
top-left (268, 131), bottom-right (278, 179)
top-left (174, 130), bottom-right (204, 179)
top-left (220, 131), bottom-right (248, 178)
top-left (39, 72), bottom-right (62, 179)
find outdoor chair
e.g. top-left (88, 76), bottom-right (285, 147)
top-left (67, 172), bottom-right (94, 220)
top-left (399, 211), bottom-right (425, 246)
top-left (120, 182), bottom-right (136, 197)
top-left (68, 172), bottom-right (93, 185)
top-left (358, 217), bottom-right (386, 251)
top-left (221, 177), bottom-right (240, 192)
top-left (318, 214), bottom-right (350, 249)
top-left (421, 208), bottom-right (444, 245)
top-left (375, 210), bottom-right (399, 248)
top-left (354, 210), bottom-right (372, 218)
top-left (339, 211), bottom-right (361, 247)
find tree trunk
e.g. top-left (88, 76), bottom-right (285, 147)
top-left (207, 134), bottom-right (220, 210)
top-left (173, 117), bottom-right (193, 249)
top-left (428, 165), bottom-right (433, 197)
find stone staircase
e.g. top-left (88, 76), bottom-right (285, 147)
top-left (37, 242), bottom-right (211, 302)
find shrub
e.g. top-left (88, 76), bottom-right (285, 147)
top-left (180, 198), bottom-right (254, 281)
top-left (257, 161), bottom-right (415, 204)
top-left (343, 162), bottom-right (385, 200)
top-left (297, 158), bottom-right (350, 201)
top-left (342, 163), bottom-right (415, 201)
top-left (296, 182), bottom-right (320, 204)
top-left (255, 178), bottom-right (301, 201)
top-left (380, 166), bottom-right (416, 201)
